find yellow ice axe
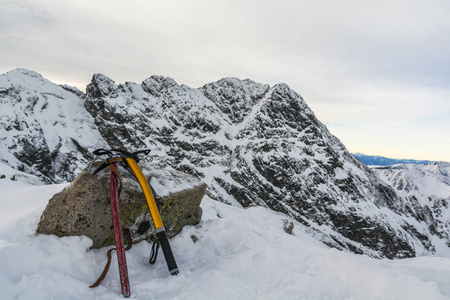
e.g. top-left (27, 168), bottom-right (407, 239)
top-left (90, 148), bottom-right (178, 293)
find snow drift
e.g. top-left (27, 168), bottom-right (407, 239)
top-left (1, 170), bottom-right (450, 299)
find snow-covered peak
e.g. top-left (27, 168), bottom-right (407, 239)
top-left (270, 82), bottom-right (315, 115)
top-left (374, 162), bottom-right (450, 199)
top-left (422, 161), bottom-right (450, 176)
top-left (203, 77), bottom-right (269, 95)
top-left (372, 162), bottom-right (450, 253)
top-left (0, 69), bottom-right (107, 182)
top-left (1, 68), bottom-right (59, 95)
top-left (201, 77), bottom-right (270, 123)
top-left (86, 73), bottom-right (120, 98)
top-left (141, 75), bottom-right (179, 97)
top-left (3, 68), bottom-right (44, 80)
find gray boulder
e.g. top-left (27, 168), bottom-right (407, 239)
top-left (36, 162), bottom-right (206, 248)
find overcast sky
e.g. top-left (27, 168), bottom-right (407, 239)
top-left (1, 0), bottom-right (449, 161)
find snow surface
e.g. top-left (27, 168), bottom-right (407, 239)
top-left (1, 171), bottom-right (450, 299)
top-left (0, 162), bottom-right (44, 192)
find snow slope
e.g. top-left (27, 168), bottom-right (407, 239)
top-left (0, 69), bottom-right (108, 182)
top-left (373, 162), bottom-right (450, 250)
top-left (1, 169), bottom-right (450, 299)
top-left (374, 162), bottom-right (450, 199)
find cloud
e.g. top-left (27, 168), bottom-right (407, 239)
top-left (0, 0), bottom-right (449, 160)
top-left (0, 1), bottom-right (55, 34)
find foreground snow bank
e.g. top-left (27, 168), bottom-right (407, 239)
top-left (1, 179), bottom-right (450, 299)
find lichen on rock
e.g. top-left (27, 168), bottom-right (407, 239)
top-left (36, 162), bottom-right (206, 248)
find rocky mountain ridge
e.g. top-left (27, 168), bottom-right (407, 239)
top-left (1, 68), bottom-right (449, 258)
top-left (354, 153), bottom-right (433, 166)
top-left (373, 162), bottom-right (450, 249)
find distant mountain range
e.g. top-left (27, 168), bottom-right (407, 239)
top-left (1, 68), bottom-right (449, 259)
top-left (353, 153), bottom-right (433, 166)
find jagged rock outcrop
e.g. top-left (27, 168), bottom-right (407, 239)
top-left (36, 162), bottom-right (206, 248)
top-left (2, 68), bottom-right (449, 258)
top-left (82, 74), bottom-right (426, 258)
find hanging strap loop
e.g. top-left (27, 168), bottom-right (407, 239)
top-left (149, 241), bottom-right (160, 264)
top-left (89, 228), bottom-right (132, 288)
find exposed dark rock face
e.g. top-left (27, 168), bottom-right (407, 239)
top-left (374, 162), bottom-right (450, 251)
top-left (36, 162), bottom-right (206, 248)
top-left (2, 68), bottom-right (449, 258)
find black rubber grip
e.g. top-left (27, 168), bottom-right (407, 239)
top-left (156, 231), bottom-right (178, 275)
